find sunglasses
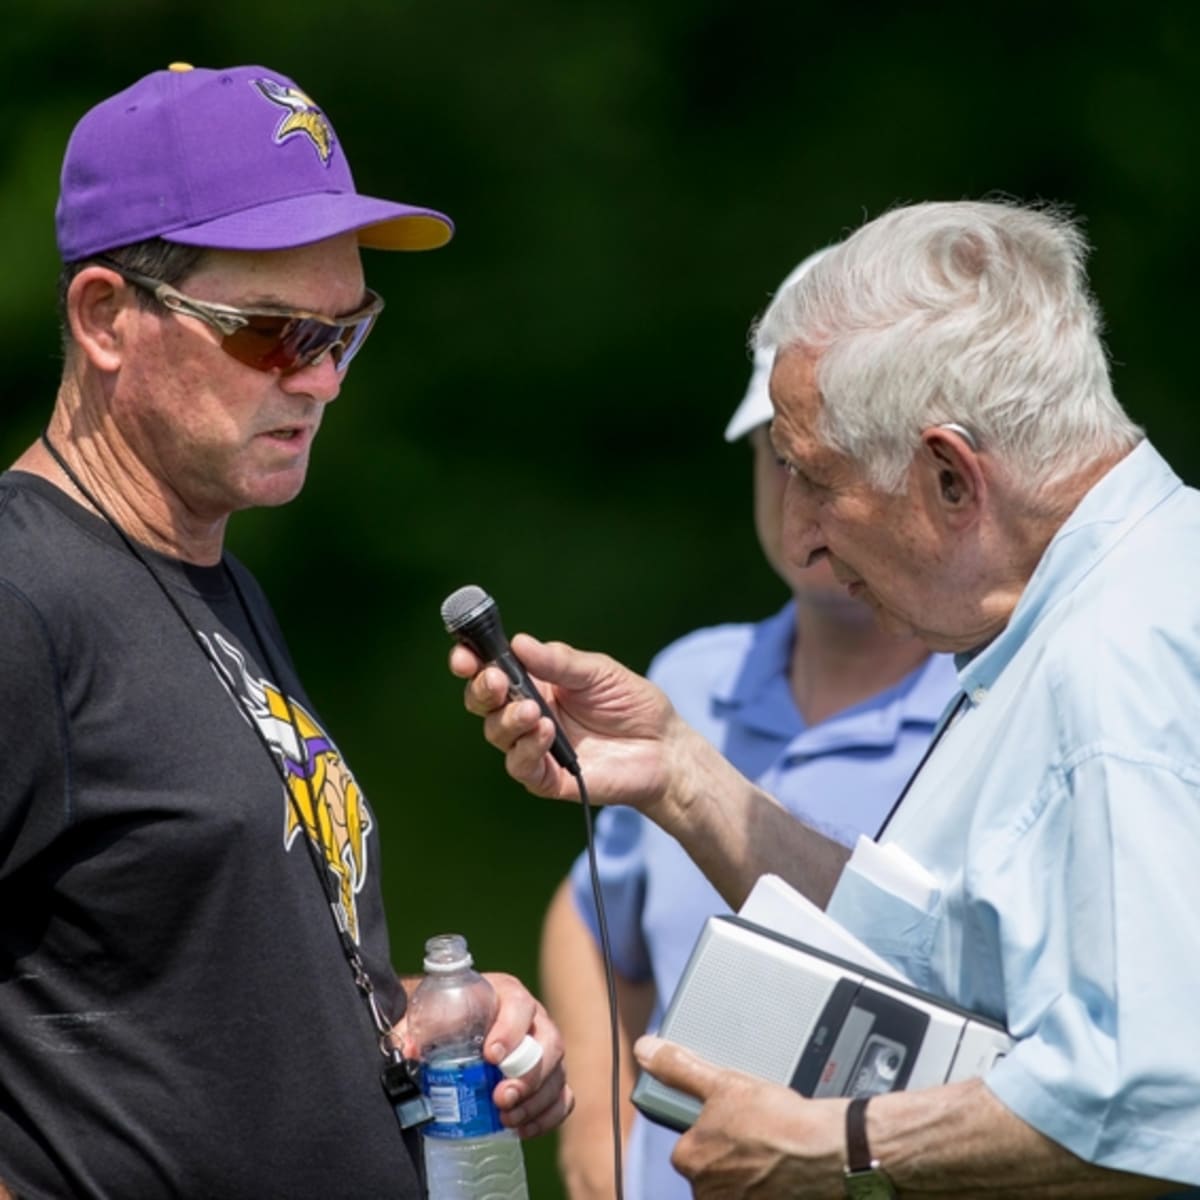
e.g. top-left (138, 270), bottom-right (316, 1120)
top-left (94, 257), bottom-right (384, 375)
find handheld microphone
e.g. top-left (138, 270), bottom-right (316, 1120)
top-left (441, 585), bottom-right (579, 774)
top-left (440, 584), bottom-right (624, 1198)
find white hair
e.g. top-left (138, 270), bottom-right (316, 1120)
top-left (755, 200), bottom-right (1142, 494)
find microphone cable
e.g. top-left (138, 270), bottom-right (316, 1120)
top-left (441, 586), bottom-right (624, 1199)
top-left (567, 760), bottom-right (626, 1200)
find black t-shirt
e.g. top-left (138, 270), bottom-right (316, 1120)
top-left (0, 473), bottom-right (422, 1199)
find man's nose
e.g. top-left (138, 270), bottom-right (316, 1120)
top-left (282, 353), bottom-right (343, 404)
top-left (782, 483), bottom-right (826, 566)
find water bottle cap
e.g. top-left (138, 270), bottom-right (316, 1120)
top-left (422, 949), bottom-right (473, 973)
top-left (498, 1035), bottom-right (543, 1079)
top-left (422, 932), bottom-right (474, 973)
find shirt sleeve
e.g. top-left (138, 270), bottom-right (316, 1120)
top-left (0, 582), bottom-right (71, 878)
top-left (984, 751), bottom-right (1200, 1186)
top-left (568, 804), bottom-right (653, 982)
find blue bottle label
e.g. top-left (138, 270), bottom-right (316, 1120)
top-left (421, 1057), bottom-right (505, 1139)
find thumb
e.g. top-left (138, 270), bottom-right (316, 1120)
top-left (385, 1015), bottom-right (414, 1061)
top-left (509, 633), bottom-right (596, 687)
top-left (634, 1035), bottom-right (724, 1103)
top-left (511, 633), bottom-right (633, 697)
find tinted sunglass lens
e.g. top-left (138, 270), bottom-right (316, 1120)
top-left (331, 314), bottom-right (377, 372)
top-left (281, 319), bottom-right (345, 371)
top-left (220, 317), bottom-right (332, 373)
top-left (223, 316), bottom-right (298, 371)
top-left (217, 308), bottom-right (378, 375)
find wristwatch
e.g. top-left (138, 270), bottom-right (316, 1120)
top-left (843, 1096), bottom-right (898, 1199)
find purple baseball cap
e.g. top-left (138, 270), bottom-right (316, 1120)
top-left (56, 62), bottom-right (454, 262)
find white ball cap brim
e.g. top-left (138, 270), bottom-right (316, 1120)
top-left (723, 245), bottom-right (834, 443)
top-left (723, 342), bottom-right (775, 442)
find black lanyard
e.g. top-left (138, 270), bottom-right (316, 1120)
top-left (873, 689), bottom-right (969, 840)
top-left (38, 430), bottom-right (398, 1046)
top-left (40, 428), bottom-right (436, 1174)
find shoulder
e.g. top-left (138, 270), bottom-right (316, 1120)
top-left (647, 603), bottom-right (792, 689)
top-left (1051, 525), bottom-right (1199, 672)
top-left (0, 472), bottom-right (119, 593)
top-left (0, 575), bottom-right (67, 745)
top-left (649, 622), bottom-right (754, 677)
top-left (0, 575), bottom-right (55, 657)
top-left (1032, 560), bottom-right (1200, 761)
top-left (0, 480), bottom-right (85, 627)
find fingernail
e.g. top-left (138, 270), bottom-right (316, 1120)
top-left (633, 1035), bottom-right (662, 1063)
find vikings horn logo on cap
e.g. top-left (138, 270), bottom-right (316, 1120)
top-left (55, 63), bottom-right (455, 260)
top-left (253, 77), bottom-right (335, 165)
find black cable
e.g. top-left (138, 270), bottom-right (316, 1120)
top-left (873, 689), bottom-right (968, 840)
top-left (572, 765), bottom-right (625, 1200)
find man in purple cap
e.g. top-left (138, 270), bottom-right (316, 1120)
top-left (0, 63), bottom-right (569, 1199)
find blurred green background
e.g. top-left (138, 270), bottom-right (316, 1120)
top-left (4, 3), bottom-right (1198, 1194)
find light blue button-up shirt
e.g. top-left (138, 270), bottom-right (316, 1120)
top-left (829, 440), bottom-right (1200, 1191)
top-left (571, 602), bottom-right (958, 1200)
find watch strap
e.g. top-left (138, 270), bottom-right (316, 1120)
top-left (846, 1096), bottom-right (873, 1171)
top-left (843, 1096), bottom-right (898, 1199)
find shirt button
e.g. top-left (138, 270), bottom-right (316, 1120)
top-left (970, 685), bottom-right (987, 704)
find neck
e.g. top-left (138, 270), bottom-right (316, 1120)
top-left (788, 598), bottom-right (931, 726)
top-left (944, 448), bottom-right (1131, 653)
top-left (17, 386), bottom-right (227, 565)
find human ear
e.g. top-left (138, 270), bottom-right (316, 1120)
top-left (66, 267), bottom-right (130, 372)
top-left (920, 425), bottom-right (983, 526)
top-left (940, 468), bottom-right (963, 504)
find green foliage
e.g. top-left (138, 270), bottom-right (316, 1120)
top-left (7, 4), bottom-right (1200, 1193)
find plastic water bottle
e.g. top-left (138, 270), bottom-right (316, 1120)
top-left (408, 933), bottom-right (538, 1200)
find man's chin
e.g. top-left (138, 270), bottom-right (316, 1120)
top-left (236, 470), bottom-right (310, 511)
top-left (871, 605), bottom-right (918, 639)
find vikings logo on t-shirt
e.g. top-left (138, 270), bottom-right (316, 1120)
top-left (253, 77), bottom-right (335, 165)
top-left (206, 633), bottom-right (373, 942)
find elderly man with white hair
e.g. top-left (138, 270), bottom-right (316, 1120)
top-left (453, 200), bottom-right (1200, 1198)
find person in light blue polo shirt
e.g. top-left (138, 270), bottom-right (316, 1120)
top-left (539, 251), bottom-right (958, 1200)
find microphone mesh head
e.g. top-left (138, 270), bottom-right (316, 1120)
top-left (441, 584), bottom-right (493, 633)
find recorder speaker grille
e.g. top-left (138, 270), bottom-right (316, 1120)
top-left (661, 921), bottom-right (839, 1083)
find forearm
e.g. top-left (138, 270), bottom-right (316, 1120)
top-left (457, 636), bottom-right (848, 909)
top-left (874, 1079), bottom-right (1176, 1198)
top-left (540, 880), bottom-right (650, 1200)
top-left (641, 1038), bottom-right (1183, 1199)
top-left (652, 716), bottom-right (850, 910)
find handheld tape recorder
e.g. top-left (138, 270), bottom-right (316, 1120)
top-left (632, 914), bottom-right (1013, 1130)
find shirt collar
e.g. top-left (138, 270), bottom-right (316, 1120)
top-left (714, 599), bottom-right (957, 748)
top-left (711, 600), bottom-right (797, 711)
top-left (959, 439), bottom-right (1181, 697)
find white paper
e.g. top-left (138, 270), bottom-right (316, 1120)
top-left (737, 873), bottom-right (904, 981)
top-left (843, 834), bottom-right (939, 909)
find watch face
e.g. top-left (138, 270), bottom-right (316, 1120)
top-left (844, 1167), bottom-right (898, 1200)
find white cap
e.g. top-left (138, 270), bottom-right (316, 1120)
top-left (723, 246), bottom-right (833, 443)
top-left (422, 933), bottom-right (472, 973)
top-left (498, 1035), bottom-right (543, 1079)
